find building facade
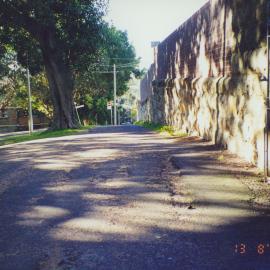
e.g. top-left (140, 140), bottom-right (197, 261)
top-left (0, 107), bottom-right (50, 132)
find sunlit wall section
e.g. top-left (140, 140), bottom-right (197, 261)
top-left (140, 0), bottom-right (267, 168)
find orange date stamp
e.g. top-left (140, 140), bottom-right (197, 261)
top-left (235, 243), bottom-right (270, 255)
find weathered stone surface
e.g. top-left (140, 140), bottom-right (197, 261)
top-left (139, 0), bottom-right (267, 168)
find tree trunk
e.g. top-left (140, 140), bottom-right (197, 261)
top-left (0, 5), bottom-right (79, 129)
top-left (40, 31), bottom-right (78, 129)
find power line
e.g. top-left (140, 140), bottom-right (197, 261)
top-left (88, 64), bottom-right (139, 73)
top-left (88, 62), bottom-right (138, 67)
top-left (106, 57), bottom-right (141, 60)
top-left (90, 71), bottom-right (118, 74)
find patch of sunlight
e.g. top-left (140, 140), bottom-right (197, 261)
top-left (196, 190), bottom-right (249, 203)
top-left (159, 131), bottom-right (170, 137)
top-left (198, 36), bottom-right (210, 77)
top-left (34, 158), bottom-right (80, 171)
top-left (93, 203), bottom-right (216, 233)
top-left (121, 134), bottom-right (173, 145)
top-left (60, 217), bottom-right (139, 233)
top-left (181, 204), bottom-right (251, 219)
top-left (18, 206), bottom-right (70, 226)
top-left (81, 193), bottom-right (117, 201)
top-left (250, 47), bottom-right (267, 75)
top-left (48, 191), bottom-right (256, 244)
top-left (95, 202), bottom-right (175, 224)
top-left (9, 157), bottom-right (31, 162)
top-left (93, 195), bottom-right (254, 234)
top-left (97, 180), bottom-right (144, 189)
top-left (43, 182), bottom-right (88, 193)
top-left (50, 229), bottom-right (141, 242)
top-left (136, 192), bottom-right (172, 202)
top-left (74, 148), bottom-right (119, 159)
top-left (8, 148), bottom-right (42, 154)
top-left (176, 207), bottom-right (255, 232)
top-left (50, 216), bottom-right (145, 242)
top-left (35, 162), bottom-right (77, 170)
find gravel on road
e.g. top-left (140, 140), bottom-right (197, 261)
top-left (0, 125), bottom-right (270, 270)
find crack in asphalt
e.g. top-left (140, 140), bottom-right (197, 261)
top-left (0, 126), bottom-right (270, 270)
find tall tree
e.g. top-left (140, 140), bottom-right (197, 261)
top-left (0, 50), bottom-right (53, 118)
top-left (0, 0), bottom-right (106, 128)
top-left (74, 25), bottom-right (143, 124)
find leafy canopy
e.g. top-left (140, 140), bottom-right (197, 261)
top-left (0, 0), bottom-right (107, 73)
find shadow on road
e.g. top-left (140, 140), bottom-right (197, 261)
top-left (0, 126), bottom-right (270, 270)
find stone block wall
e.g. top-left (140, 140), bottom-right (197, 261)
top-left (139, 0), bottom-right (267, 168)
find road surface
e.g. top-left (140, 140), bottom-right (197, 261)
top-left (0, 125), bottom-right (270, 269)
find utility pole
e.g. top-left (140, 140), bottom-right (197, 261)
top-left (27, 67), bottom-right (33, 134)
top-left (74, 104), bottom-right (82, 126)
top-left (113, 64), bottom-right (117, 126)
top-left (110, 107), bottom-right (113, 125)
top-left (265, 0), bottom-right (270, 181)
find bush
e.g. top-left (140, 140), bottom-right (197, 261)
top-left (134, 121), bottom-right (186, 137)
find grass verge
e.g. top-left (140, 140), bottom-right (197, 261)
top-left (134, 121), bottom-right (187, 137)
top-left (0, 125), bottom-right (93, 146)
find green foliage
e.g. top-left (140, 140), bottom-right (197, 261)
top-left (130, 108), bottom-right (137, 121)
top-left (75, 25), bottom-right (139, 98)
top-left (0, 125), bottom-right (93, 146)
top-left (0, 1), bottom-right (140, 126)
top-left (94, 97), bottom-right (109, 124)
top-left (30, 73), bottom-right (53, 118)
top-left (0, 0), bottom-right (107, 72)
top-left (134, 121), bottom-right (187, 137)
top-left (0, 50), bottom-right (53, 118)
top-left (74, 25), bottom-right (140, 124)
top-left (0, 0), bottom-right (108, 128)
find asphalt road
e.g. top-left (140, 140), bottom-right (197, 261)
top-left (0, 125), bottom-right (270, 270)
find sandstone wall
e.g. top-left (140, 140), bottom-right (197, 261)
top-left (139, 0), bottom-right (267, 168)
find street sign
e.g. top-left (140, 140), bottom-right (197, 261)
top-left (107, 101), bottom-right (113, 110)
top-left (76, 105), bottom-right (85, 109)
top-left (73, 103), bottom-right (83, 125)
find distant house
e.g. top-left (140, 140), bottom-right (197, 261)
top-left (0, 107), bottom-right (50, 132)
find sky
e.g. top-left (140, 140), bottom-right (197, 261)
top-left (105, 0), bottom-right (209, 69)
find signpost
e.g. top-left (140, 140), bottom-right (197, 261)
top-left (107, 101), bottom-right (113, 125)
top-left (107, 101), bottom-right (112, 110)
top-left (74, 103), bottom-right (84, 125)
top-left (113, 64), bottom-right (117, 125)
top-left (27, 67), bottom-right (33, 134)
